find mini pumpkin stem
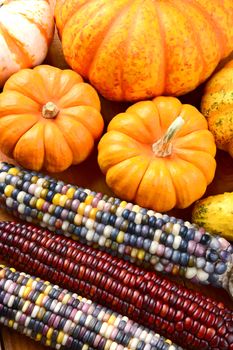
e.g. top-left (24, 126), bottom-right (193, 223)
top-left (152, 116), bottom-right (185, 157)
top-left (0, 0), bottom-right (8, 6)
top-left (42, 101), bottom-right (59, 119)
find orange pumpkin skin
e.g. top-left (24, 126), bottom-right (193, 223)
top-left (98, 97), bottom-right (217, 212)
top-left (55, 0), bottom-right (233, 102)
top-left (0, 65), bottom-right (104, 173)
top-left (0, 0), bottom-right (54, 86)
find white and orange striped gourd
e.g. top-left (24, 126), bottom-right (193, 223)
top-left (0, 0), bottom-right (54, 86)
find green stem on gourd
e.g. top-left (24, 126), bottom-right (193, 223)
top-left (42, 102), bottom-right (60, 119)
top-left (152, 116), bottom-right (185, 157)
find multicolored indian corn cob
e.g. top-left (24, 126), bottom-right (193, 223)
top-left (0, 222), bottom-right (232, 350)
top-left (0, 162), bottom-right (232, 296)
top-left (0, 265), bottom-right (182, 350)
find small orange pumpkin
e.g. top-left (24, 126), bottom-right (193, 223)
top-left (0, 65), bottom-right (104, 172)
top-left (0, 0), bottom-right (54, 86)
top-left (98, 97), bottom-right (217, 212)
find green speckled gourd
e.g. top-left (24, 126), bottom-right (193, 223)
top-left (192, 192), bottom-right (233, 241)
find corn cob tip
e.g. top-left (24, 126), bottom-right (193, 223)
top-left (227, 265), bottom-right (233, 298)
top-left (220, 260), bottom-right (233, 298)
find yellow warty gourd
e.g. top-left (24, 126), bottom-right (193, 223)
top-left (192, 192), bottom-right (233, 241)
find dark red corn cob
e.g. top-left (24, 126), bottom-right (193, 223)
top-left (0, 221), bottom-right (232, 350)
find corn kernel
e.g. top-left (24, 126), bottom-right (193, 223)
top-left (4, 185), bottom-right (14, 197)
top-left (66, 187), bottom-right (75, 199)
top-left (52, 193), bottom-right (61, 205)
top-left (8, 167), bottom-right (19, 176)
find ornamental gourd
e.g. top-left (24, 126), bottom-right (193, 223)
top-left (0, 65), bottom-right (104, 172)
top-left (0, 0), bottom-right (54, 86)
top-left (192, 192), bottom-right (233, 241)
top-left (201, 60), bottom-right (233, 158)
top-left (55, 0), bottom-right (233, 102)
top-left (98, 97), bottom-right (216, 212)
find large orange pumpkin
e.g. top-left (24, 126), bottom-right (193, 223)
top-left (55, 0), bottom-right (233, 102)
top-left (0, 0), bottom-right (54, 86)
top-left (0, 65), bottom-right (104, 172)
top-left (98, 97), bottom-right (217, 212)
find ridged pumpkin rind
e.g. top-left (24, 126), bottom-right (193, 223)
top-left (55, 0), bottom-right (233, 101)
